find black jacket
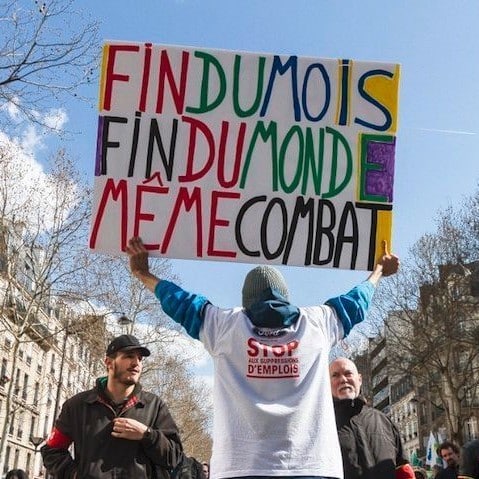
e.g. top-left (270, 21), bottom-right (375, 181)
top-left (334, 396), bottom-right (406, 479)
top-left (461, 439), bottom-right (479, 479)
top-left (41, 379), bottom-right (182, 479)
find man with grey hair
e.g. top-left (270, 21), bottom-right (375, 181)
top-left (126, 236), bottom-right (399, 479)
top-left (329, 357), bottom-right (413, 479)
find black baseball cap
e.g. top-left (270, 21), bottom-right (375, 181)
top-left (106, 335), bottom-right (151, 357)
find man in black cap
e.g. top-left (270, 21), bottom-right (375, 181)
top-left (41, 334), bottom-right (182, 478)
top-left (126, 236), bottom-right (399, 479)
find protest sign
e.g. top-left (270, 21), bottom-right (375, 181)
top-left (89, 41), bottom-right (400, 270)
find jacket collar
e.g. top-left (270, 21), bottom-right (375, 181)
top-left (333, 395), bottom-right (367, 417)
top-left (83, 377), bottom-right (145, 406)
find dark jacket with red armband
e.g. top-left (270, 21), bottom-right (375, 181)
top-left (334, 396), bottom-right (414, 479)
top-left (41, 378), bottom-right (182, 479)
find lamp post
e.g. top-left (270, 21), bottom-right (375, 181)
top-left (30, 435), bottom-right (45, 478)
top-left (30, 434), bottom-right (45, 451)
top-left (117, 314), bottom-right (133, 334)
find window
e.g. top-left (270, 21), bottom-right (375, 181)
top-left (4, 337), bottom-right (12, 350)
top-left (30, 416), bottom-right (36, 437)
top-left (17, 412), bottom-right (23, 439)
top-left (26, 453), bottom-right (31, 475)
top-left (22, 373), bottom-right (29, 400)
top-left (3, 445), bottom-right (10, 473)
top-left (13, 368), bottom-right (20, 396)
top-left (34, 382), bottom-right (40, 404)
top-left (1, 358), bottom-right (7, 382)
top-left (50, 354), bottom-right (56, 374)
top-left (43, 415), bottom-right (50, 438)
top-left (465, 417), bottom-right (478, 442)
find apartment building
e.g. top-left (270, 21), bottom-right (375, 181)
top-left (357, 260), bottom-right (479, 463)
top-left (0, 222), bottom-right (107, 477)
top-left (0, 300), bottom-right (105, 477)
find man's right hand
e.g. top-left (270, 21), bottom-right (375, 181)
top-left (367, 240), bottom-right (400, 286)
top-left (126, 237), bottom-right (160, 293)
top-left (377, 240), bottom-right (400, 277)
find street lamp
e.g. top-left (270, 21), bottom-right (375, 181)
top-left (116, 314), bottom-right (133, 333)
top-left (30, 435), bottom-right (45, 451)
top-left (30, 435), bottom-right (46, 478)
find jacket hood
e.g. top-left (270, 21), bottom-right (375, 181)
top-left (245, 287), bottom-right (300, 328)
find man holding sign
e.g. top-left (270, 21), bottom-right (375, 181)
top-left (126, 236), bottom-right (399, 479)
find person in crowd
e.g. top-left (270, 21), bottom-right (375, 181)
top-left (433, 464), bottom-right (444, 479)
top-left (202, 462), bottom-right (210, 479)
top-left (459, 439), bottom-right (479, 479)
top-left (413, 468), bottom-right (428, 479)
top-left (5, 470), bottom-right (28, 479)
top-left (126, 236), bottom-right (400, 479)
top-left (329, 357), bottom-right (414, 479)
top-left (437, 441), bottom-right (460, 479)
top-left (41, 334), bottom-right (183, 478)
top-left (171, 455), bottom-right (207, 479)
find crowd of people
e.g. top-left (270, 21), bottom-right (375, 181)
top-left (34, 236), bottom-right (478, 479)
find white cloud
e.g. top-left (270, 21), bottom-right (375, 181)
top-left (43, 108), bottom-right (68, 131)
top-left (0, 96), bottom-right (21, 120)
top-left (0, 130), bottom-right (78, 230)
top-left (17, 108), bottom-right (69, 154)
top-left (21, 124), bottom-right (44, 155)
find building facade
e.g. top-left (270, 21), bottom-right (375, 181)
top-left (0, 298), bottom-right (105, 477)
top-left (0, 222), bottom-right (106, 477)
top-left (355, 261), bottom-right (479, 465)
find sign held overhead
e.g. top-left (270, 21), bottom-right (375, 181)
top-left (89, 41), bottom-right (400, 271)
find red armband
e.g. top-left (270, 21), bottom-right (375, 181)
top-left (46, 427), bottom-right (73, 449)
top-left (396, 463), bottom-right (415, 479)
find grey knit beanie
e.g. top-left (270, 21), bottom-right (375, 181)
top-left (242, 265), bottom-right (289, 309)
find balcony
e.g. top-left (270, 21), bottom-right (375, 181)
top-left (24, 322), bottom-right (54, 352)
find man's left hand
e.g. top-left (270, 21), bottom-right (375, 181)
top-left (111, 417), bottom-right (148, 441)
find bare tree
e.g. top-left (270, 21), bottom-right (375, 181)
top-left (372, 185), bottom-right (479, 444)
top-left (80, 248), bottom-right (179, 335)
top-left (0, 0), bottom-right (99, 130)
top-left (0, 2), bottom-right (213, 470)
top-left (0, 141), bottom-right (97, 469)
top-left (144, 348), bottom-right (213, 462)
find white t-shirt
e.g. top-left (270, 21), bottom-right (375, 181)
top-left (200, 304), bottom-right (344, 479)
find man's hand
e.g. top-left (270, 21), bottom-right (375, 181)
top-left (126, 237), bottom-right (150, 279)
top-left (368, 240), bottom-right (400, 285)
top-left (377, 240), bottom-right (400, 277)
top-left (126, 237), bottom-right (160, 293)
top-left (111, 417), bottom-right (148, 441)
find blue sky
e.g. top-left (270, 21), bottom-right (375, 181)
top-left (69, 0), bottom-right (479, 308)
top-left (13, 1), bottom-right (479, 333)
